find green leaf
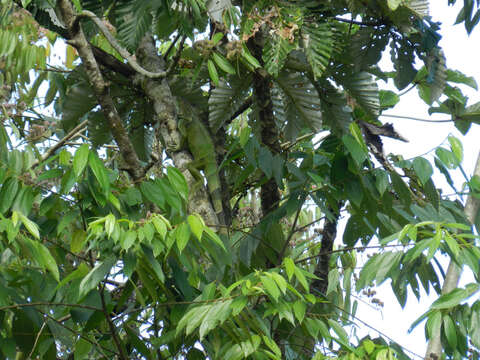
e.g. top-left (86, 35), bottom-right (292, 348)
top-left (17, 212), bottom-right (40, 239)
top-left (412, 157), bottom-right (433, 185)
top-left (261, 275), bottom-right (281, 302)
top-left (436, 147), bottom-right (459, 169)
top-left (212, 51), bottom-right (236, 74)
top-left (140, 181), bottom-right (165, 209)
top-left (379, 90), bottom-right (400, 110)
top-left (167, 166), bottom-right (189, 200)
top-left (23, 236), bottom-right (60, 282)
top-left (121, 230), bottom-right (136, 251)
top-left (73, 144), bottom-right (89, 178)
top-left (387, 0), bottom-right (402, 10)
top-left (443, 314), bottom-right (457, 349)
top-left (0, 177), bottom-right (19, 214)
top-left (303, 23), bottom-right (333, 80)
top-left (326, 268), bottom-right (340, 295)
top-left (207, 59), bottom-right (219, 86)
top-left (446, 69), bottom-right (478, 90)
top-left (71, 229), bottom-right (87, 253)
top-left (293, 300), bottom-right (306, 323)
top-left (55, 263), bottom-right (89, 291)
top-left (151, 216), bottom-right (167, 240)
top-left (79, 257), bottom-right (116, 298)
top-left (187, 214), bottom-right (204, 241)
top-left (105, 213), bottom-right (115, 238)
top-left (431, 288), bottom-right (468, 309)
top-left (328, 319), bottom-right (348, 342)
top-left (448, 135), bottom-right (463, 164)
top-left (176, 222), bottom-right (191, 253)
top-left (294, 267), bottom-right (309, 292)
top-left (263, 36), bottom-right (293, 77)
top-left (88, 152), bottom-right (110, 194)
top-left (284, 258), bottom-right (295, 280)
top-left (341, 71), bottom-right (380, 117)
top-left (241, 44), bottom-right (261, 69)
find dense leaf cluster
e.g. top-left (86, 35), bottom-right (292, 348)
top-left (0, 0), bottom-right (480, 359)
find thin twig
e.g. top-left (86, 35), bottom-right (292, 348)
top-left (295, 244), bottom-right (411, 264)
top-left (27, 320), bottom-right (47, 359)
top-left (380, 113), bottom-right (452, 123)
top-left (163, 33), bottom-right (181, 60)
top-left (31, 119), bottom-right (88, 169)
top-left (333, 16), bottom-right (383, 27)
top-left (229, 96), bottom-right (253, 123)
top-left (165, 35), bottom-right (187, 77)
top-left (278, 204), bottom-right (303, 264)
top-left (99, 282), bottom-right (128, 359)
top-left (38, 311), bottom-right (114, 357)
top-left (0, 302), bottom-right (101, 312)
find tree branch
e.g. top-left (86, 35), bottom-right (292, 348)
top-left (76, 10), bottom-right (168, 79)
top-left (57, 0), bottom-right (143, 180)
top-left (31, 119), bottom-right (87, 169)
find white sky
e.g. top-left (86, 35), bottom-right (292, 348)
top-left (353, 2), bottom-right (480, 358)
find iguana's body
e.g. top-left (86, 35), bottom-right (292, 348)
top-left (186, 118), bottom-right (224, 222)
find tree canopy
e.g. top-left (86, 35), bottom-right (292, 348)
top-left (1, 0), bottom-right (480, 359)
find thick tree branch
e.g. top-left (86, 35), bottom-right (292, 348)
top-left (75, 10), bottom-right (168, 79)
top-left (311, 209), bottom-right (341, 295)
top-left (57, 0), bottom-right (143, 181)
top-left (135, 34), bottom-right (219, 226)
top-left (248, 33), bottom-right (281, 217)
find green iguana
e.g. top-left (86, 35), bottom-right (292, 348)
top-left (185, 117), bottom-right (224, 223)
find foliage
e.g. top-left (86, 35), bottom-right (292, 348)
top-left (0, 0), bottom-right (479, 359)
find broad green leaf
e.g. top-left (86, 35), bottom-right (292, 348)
top-left (387, 0), bottom-right (402, 10)
top-left (79, 257), bottom-right (116, 298)
top-left (431, 288), bottom-right (468, 309)
top-left (448, 135), bottom-right (463, 163)
top-left (426, 310), bottom-right (442, 339)
top-left (443, 314), bottom-right (457, 349)
top-left (412, 157), bottom-right (433, 185)
top-left (73, 144), bottom-right (89, 177)
top-left (176, 222), bottom-right (191, 253)
top-left (105, 214), bottom-right (115, 238)
top-left (121, 230), bottom-right (137, 251)
top-left (284, 258), bottom-right (295, 280)
top-left (167, 166), bottom-right (189, 200)
top-left (241, 44), bottom-right (261, 69)
top-left (207, 59), bottom-right (219, 86)
top-left (187, 214), bottom-right (204, 241)
top-left (151, 216), bottom-right (167, 240)
top-left (328, 319), bottom-right (348, 342)
top-left (326, 268), bottom-right (340, 295)
top-left (55, 263), bottom-right (89, 291)
top-left (293, 300), bottom-right (306, 323)
top-left (263, 36), bottom-right (293, 77)
top-left (304, 23), bottom-right (333, 80)
top-left (71, 229), bottom-right (87, 253)
top-left (17, 212), bottom-right (39, 239)
top-left (212, 51), bottom-right (236, 74)
top-left (0, 177), bottom-right (19, 214)
top-left (294, 267), bottom-right (309, 292)
top-left (446, 69), bottom-right (478, 89)
top-left (261, 275), bottom-right (281, 302)
top-left (88, 152), bottom-right (110, 194)
top-left (24, 236), bottom-right (60, 282)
